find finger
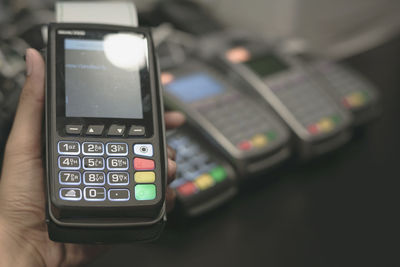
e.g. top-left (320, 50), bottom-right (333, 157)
top-left (64, 244), bottom-right (110, 266)
top-left (5, 49), bottom-right (45, 158)
top-left (167, 146), bottom-right (176, 161)
top-left (166, 187), bottom-right (176, 213)
top-left (165, 111), bottom-right (185, 130)
top-left (167, 158), bottom-right (176, 185)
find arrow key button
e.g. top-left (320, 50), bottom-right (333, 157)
top-left (108, 125), bottom-right (126, 136)
top-left (86, 125), bottom-right (104, 136)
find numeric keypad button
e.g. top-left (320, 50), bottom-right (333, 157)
top-left (84, 172), bottom-right (106, 185)
top-left (82, 142), bottom-right (104, 156)
top-left (60, 188), bottom-right (82, 201)
top-left (106, 143), bottom-right (128, 156)
top-left (107, 157), bottom-right (129, 170)
top-left (84, 187), bottom-right (106, 201)
top-left (58, 141), bottom-right (80, 155)
top-left (58, 156), bottom-right (80, 170)
top-left (108, 189), bottom-right (130, 201)
top-left (82, 142), bottom-right (104, 155)
top-left (59, 171), bottom-right (81, 185)
top-left (107, 172), bottom-right (129, 185)
top-left (83, 157), bottom-right (105, 170)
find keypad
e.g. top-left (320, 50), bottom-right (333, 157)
top-left (167, 132), bottom-right (228, 198)
top-left (56, 142), bottom-right (157, 202)
top-left (192, 91), bottom-right (282, 151)
top-left (266, 73), bottom-right (344, 135)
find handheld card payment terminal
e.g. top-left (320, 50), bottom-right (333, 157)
top-left (222, 40), bottom-right (353, 159)
top-left (161, 59), bottom-right (291, 176)
top-left (167, 125), bottom-right (237, 216)
top-left (45, 23), bottom-right (167, 243)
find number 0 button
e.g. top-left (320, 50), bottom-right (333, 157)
top-left (84, 187), bottom-right (106, 201)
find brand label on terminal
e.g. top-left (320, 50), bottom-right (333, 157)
top-left (58, 30), bottom-right (86, 36)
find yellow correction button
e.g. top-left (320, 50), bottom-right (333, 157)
top-left (134, 172), bottom-right (155, 183)
top-left (251, 134), bottom-right (268, 148)
top-left (317, 118), bottom-right (334, 132)
top-left (346, 92), bottom-right (364, 107)
top-left (194, 174), bottom-right (215, 190)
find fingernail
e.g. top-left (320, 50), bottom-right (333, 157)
top-left (25, 49), bottom-right (33, 76)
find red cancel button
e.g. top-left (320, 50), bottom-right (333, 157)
top-left (134, 158), bottom-right (155, 170)
top-left (177, 182), bottom-right (197, 196)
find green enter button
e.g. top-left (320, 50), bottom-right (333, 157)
top-left (135, 184), bottom-right (156, 200)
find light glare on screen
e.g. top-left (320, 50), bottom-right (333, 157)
top-left (104, 33), bottom-right (147, 71)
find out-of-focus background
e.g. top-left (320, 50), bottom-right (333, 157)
top-left (1, 1), bottom-right (399, 266)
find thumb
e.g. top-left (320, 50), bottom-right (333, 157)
top-left (5, 48), bottom-right (45, 159)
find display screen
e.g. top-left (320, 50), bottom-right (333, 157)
top-left (165, 72), bottom-right (225, 103)
top-left (244, 53), bottom-right (289, 77)
top-left (64, 33), bottom-right (147, 119)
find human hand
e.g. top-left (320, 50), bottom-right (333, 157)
top-left (0, 49), bottom-right (185, 267)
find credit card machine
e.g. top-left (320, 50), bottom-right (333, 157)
top-left (45, 2), bottom-right (167, 243)
top-left (167, 125), bottom-right (237, 216)
top-left (161, 59), bottom-right (291, 176)
top-left (218, 36), bottom-right (353, 159)
top-left (305, 60), bottom-right (381, 126)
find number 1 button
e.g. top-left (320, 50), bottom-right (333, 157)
top-left (58, 141), bottom-right (80, 155)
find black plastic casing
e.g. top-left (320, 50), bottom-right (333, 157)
top-left (45, 23), bottom-right (167, 243)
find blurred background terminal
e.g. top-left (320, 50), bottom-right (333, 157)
top-left (0, 0), bottom-right (399, 266)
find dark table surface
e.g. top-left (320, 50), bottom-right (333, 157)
top-left (88, 35), bottom-right (400, 267)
